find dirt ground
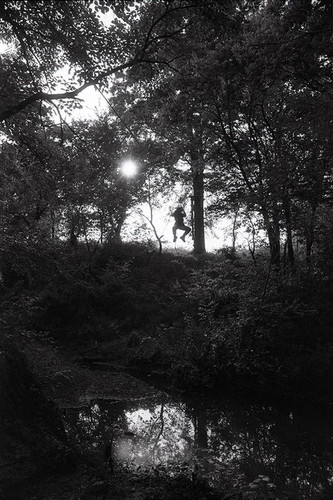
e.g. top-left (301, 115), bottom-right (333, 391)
top-left (22, 336), bottom-right (163, 407)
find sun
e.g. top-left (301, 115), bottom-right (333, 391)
top-left (121, 159), bottom-right (138, 178)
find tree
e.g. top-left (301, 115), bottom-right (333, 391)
top-left (0, 127), bottom-right (69, 239)
top-left (116, 0), bottom-right (245, 254)
top-left (0, 113), bottom-right (148, 246)
top-left (59, 117), bottom-right (144, 244)
top-left (0, 0), bottom-right (198, 123)
top-left (198, 0), bottom-right (333, 265)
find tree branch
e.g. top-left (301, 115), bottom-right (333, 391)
top-left (0, 59), bottom-right (139, 121)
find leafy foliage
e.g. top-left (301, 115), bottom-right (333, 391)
top-left (1, 233), bottom-right (333, 403)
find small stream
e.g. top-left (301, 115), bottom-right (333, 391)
top-left (63, 392), bottom-right (333, 499)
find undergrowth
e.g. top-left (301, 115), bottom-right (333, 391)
top-left (1, 239), bottom-right (333, 404)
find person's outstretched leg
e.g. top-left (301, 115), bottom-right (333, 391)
top-left (180, 225), bottom-right (191, 242)
top-left (172, 224), bottom-right (177, 242)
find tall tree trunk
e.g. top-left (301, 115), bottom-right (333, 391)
top-left (51, 210), bottom-right (55, 241)
top-left (283, 194), bottom-right (295, 268)
top-left (107, 210), bottom-right (126, 243)
top-left (305, 204), bottom-right (317, 265)
top-left (267, 230), bottom-right (280, 266)
top-left (268, 224), bottom-right (281, 267)
top-left (99, 210), bottom-right (104, 244)
top-left (192, 161), bottom-right (206, 254)
top-left (231, 209), bottom-right (239, 258)
top-left (262, 204), bottom-right (280, 267)
top-left (189, 114), bottom-right (206, 255)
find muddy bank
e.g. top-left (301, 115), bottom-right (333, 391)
top-left (22, 337), bottom-right (164, 407)
top-left (0, 337), bottom-right (75, 499)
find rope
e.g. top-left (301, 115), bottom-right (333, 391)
top-left (161, 215), bottom-right (173, 235)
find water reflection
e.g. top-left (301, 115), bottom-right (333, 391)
top-left (118, 403), bottom-right (194, 467)
top-left (63, 396), bottom-right (333, 499)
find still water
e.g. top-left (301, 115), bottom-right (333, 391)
top-left (63, 394), bottom-right (333, 499)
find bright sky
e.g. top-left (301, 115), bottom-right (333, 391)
top-left (72, 85), bottom-right (109, 119)
top-left (0, 39), bottom-right (15, 55)
top-left (50, 64), bottom-right (110, 121)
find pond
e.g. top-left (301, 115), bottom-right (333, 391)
top-left (63, 393), bottom-right (333, 499)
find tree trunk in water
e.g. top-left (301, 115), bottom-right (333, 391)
top-left (50, 210), bottom-right (56, 241)
top-left (195, 411), bottom-right (208, 448)
top-left (192, 161), bottom-right (206, 254)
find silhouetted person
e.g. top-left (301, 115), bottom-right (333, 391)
top-left (171, 206), bottom-right (191, 242)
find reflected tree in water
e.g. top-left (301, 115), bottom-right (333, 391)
top-left (63, 397), bottom-right (333, 499)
